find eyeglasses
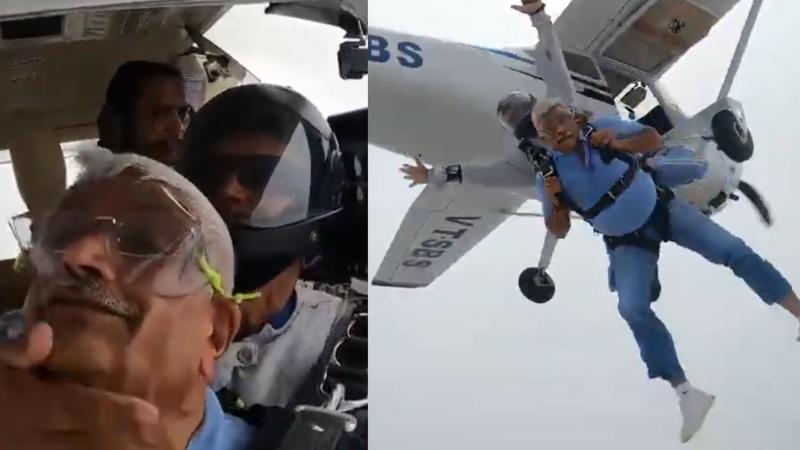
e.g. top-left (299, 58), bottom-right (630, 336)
top-left (538, 109), bottom-right (576, 139)
top-left (19, 184), bottom-right (210, 298)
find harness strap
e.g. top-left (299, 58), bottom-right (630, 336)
top-left (579, 160), bottom-right (639, 220)
top-left (550, 124), bottom-right (643, 220)
top-left (602, 188), bottom-right (674, 255)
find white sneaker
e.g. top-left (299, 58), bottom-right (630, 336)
top-left (676, 384), bottom-right (715, 443)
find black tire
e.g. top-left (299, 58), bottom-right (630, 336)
top-left (518, 267), bottom-right (555, 304)
top-left (711, 109), bottom-right (753, 162)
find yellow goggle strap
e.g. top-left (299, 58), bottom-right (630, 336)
top-left (196, 253), bottom-right (261, 304)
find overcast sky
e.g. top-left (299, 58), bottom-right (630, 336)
top-left (369, 1), bottom-right (800, 449)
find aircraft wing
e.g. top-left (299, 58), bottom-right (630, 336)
top-left (372, 183), bottom-right (525, 288)
top-left (265, 0), bottom-right (366, 34)
top-left (550, 0), bottom-right (744, 95)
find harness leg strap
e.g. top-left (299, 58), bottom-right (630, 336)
top-left (602, 188), bottom-right (674, 255)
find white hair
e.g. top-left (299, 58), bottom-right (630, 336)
top-left (531, 97), bottom-right (571, 133)
top-left (73, 146), bottom-right (235, 295)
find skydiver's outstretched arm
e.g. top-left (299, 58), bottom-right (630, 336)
top-left (400, 157), bottom-right (537, 191)
top-left (428, 160), bottom-right (538, 190)
top-left (512, 2), bottom-right (577, 106)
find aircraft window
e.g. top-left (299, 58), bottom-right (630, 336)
top-left (563, 51), bottom-right (601, 81)
top-left (0, 146), bottom-right (81, 260)
top-left (0, 16), bottom-right (64, 40)
top-left (0, 155), bottom-right (29, 259)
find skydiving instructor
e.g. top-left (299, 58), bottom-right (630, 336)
top-left (400, 0), bottom-right (574, 192)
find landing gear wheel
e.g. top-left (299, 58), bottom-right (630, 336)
top-left (711, 109), bottom-right (753, 163)
top-left (518, 267), bottom-right (555, 304)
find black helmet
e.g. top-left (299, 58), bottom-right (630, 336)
top-left (497, 91), bottom-right (539, 140)
top-left (180, 84), bottom-right (343, 291)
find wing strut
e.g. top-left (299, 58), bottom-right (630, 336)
top-left (494, 208), bottom-right (568, 269)
top-left (537, 231), bottom-right (558, 269)
top-left (718, 0), bottom-right (764, 100)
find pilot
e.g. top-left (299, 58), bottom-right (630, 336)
top-left (0, 148), bottom-right (253, 450)
top-left (178, 84), bottom-right (359, 412)
top-left (97, 60), bottom-right (192, 166)
top-left (532, 97), bottom-right (800, 443)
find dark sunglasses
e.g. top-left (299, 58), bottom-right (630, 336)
top-left (186, 154), bottom-right (282, 193)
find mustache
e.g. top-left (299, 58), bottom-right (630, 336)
top-left (44, 276), bottom-right (140, 319)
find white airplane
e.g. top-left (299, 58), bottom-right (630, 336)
top-left (370, 0), bottom-right (769, 295)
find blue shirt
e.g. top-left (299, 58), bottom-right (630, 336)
top-left (188, 388), bottom-right (254, 450)
top-left (538, 117), bottom-right (657, 236)
top-left (648, 146), bottom-right (708, 189)
top-left (268, 291), bottom-right (297, 329)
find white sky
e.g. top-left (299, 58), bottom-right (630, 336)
top-left (0, 3), bottom-right (368, 258)
top-left (369, 1), bottom-right (800, 449)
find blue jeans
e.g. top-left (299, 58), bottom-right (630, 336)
top-left (607, 197), bottom-right (792, 381)
top-left (649, 146), bottom-right (708, 189)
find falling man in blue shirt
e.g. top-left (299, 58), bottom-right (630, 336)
top-left (532, 97), bottom-right (800, 443)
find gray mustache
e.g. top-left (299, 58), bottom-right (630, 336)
top-left (53, 278), bottom-right (140, 318)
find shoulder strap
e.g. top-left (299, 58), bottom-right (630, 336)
top-left (582, 123), bottom-right (638, 166)
top-left (552, 123), bottom-right (641, 220)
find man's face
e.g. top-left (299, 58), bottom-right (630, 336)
top-left (539, 106), bottom-right (580, 153)
top-left (24, 172), bottom-right (235, 399)
top-left (131, 77), bottom-right (189, 166)
top-left (191, 134), bottom-right (301, 227)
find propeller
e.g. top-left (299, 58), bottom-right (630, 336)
top-left (737, 180), bottom-right (772, 226)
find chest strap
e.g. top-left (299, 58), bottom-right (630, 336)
top-left (559, 154), bottom-right (639, 220)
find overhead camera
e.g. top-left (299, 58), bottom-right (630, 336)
top-left (338, 38), bottom-right (367, 80)
top-left (203, 54), bottom-right (231, 83)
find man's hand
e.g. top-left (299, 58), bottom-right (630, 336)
top-left (542, 176), bottom-right (562, 206)
top-left (542, 175), bottom-right (570, 238)
top-left (511, 1), bottom-right (545, 16)
top-left (400, 156), bottom-right (429, 187)
top-left (589, 129), bottom-right (617, 149)
top-left (0, 322), bottom-right (171, 449)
